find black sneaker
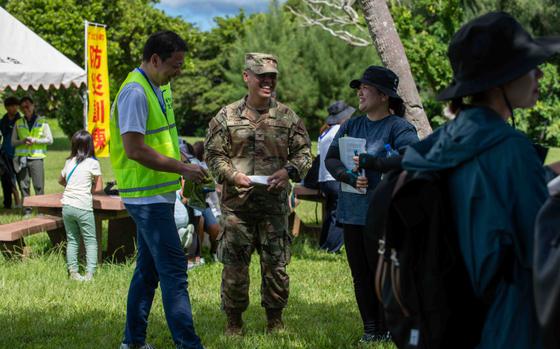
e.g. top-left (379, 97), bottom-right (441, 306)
top-left (375, 330), bottom-right (392, 342)
top-left (358, 333), bottom-right (377, 343)
top-left (358, 331), bottom-right (392, 343)
top-left (119, 344), bottom-right (156, 349)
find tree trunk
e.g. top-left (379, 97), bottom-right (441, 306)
top-left (359, 0), bottom-right (432, 138)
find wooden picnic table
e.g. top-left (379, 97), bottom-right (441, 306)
top-left (23, 193), bottom-right (136, 262)
top-left (291, 184), bottom-right (326, 237)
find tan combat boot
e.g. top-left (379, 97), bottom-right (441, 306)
top-left (265, 308), bottom-right (284, 333)
top-left (225, 309), bottom-right (243, 336)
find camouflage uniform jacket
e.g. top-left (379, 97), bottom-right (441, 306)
top-left (205, 97), bottom-right (312, 215)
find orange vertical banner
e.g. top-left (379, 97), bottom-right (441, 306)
top-left (87, 25), bottom-right (110, 157)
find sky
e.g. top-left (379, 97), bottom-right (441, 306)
top-left (155, 0), bottom-right (278, 31)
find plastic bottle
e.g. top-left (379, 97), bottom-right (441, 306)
top-left (384, 144), bottom-right (400, 158)
top-left (381, 144), bottom-right (399, 182)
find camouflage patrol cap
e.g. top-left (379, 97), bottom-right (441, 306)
top-left (245, 52), bottom-right (279, 74)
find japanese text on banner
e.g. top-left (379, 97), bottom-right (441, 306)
top-left (87, 25), bottom-right (110, 157)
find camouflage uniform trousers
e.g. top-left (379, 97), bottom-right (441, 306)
top-left (217, 211), bottom-right (292, 313)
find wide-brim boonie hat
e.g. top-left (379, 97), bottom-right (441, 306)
top-left (325, 100), bottom-right (355, 125)
top-left (437, 12), bottom-right (560, 101)
top-left (350, 66), bottom-right (402, 101)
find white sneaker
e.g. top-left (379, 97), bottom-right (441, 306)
top-left (69, 271), bottom-right (84, 281)
top-left (178, 224), bottom-right (194, 249)
top-left (84, 272), bottom-right (94, 281)
top-left (187, 258), bottom-right (206, 271)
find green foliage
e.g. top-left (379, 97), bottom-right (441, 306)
top-left (172, 13), bottom-right (248, 135)
top-left (5, 0), bottom-right (560, 145)
top-left (464, 0), bottom-right (560, 35)
top-left (390, 0), bottom-right (560, 145)
top-left (213, 1), bottom-right (379, 138)
top-left (516, 63), bottom-right (560, 146)
top-left (389, 0), bottom-right (463, 128)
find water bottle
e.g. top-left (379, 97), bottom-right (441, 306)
top-left (384, 144), bottom-right (399, 158)
top-left (381, 144), bottom-right (399, 181)
top-left (354, 150), bottom-right (366, 194)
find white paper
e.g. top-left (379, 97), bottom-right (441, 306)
top-left (339, 136), bottom-right (366, 194)
top-left (248, 175), bottom-right (269, 185)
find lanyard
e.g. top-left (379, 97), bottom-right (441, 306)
top-left (137, 68), bottom-right (167, 118)
top-left (66, 161), bottom-right (80, 182)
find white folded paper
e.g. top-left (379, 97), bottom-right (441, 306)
top-left (248, 175), bottom-right (269, 185)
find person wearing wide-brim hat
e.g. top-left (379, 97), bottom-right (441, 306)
top-left (324, 66), bottom-right (419, 343)
top-left (325, 100), bottom-right (355, 126)
top-left (316, 101), bottom-right (355, 254)
top-left (402, 12), bottom-right (560, 349)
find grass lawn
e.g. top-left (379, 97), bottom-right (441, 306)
top-left (1, 240), bottom-right (391, 349)
top-left (0, 122), bottom-right (392, 348)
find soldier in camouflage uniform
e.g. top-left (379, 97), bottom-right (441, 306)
top-left (204, 53), bottom-right (312, 335)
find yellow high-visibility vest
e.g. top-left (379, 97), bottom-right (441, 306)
top-left (110, 70), bottom-right (180, 198)
top-left (15, 116), bottom-right (48, 159)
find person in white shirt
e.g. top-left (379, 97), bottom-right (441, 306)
top-left (58, 130), bottom-right (103, 281)
top-left (318, 101), bottom-right (355, 253)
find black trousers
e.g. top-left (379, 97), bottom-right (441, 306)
top-left (319, 181), bottom-right (344, 252)
top-left (343, 223), bottom-right (386, 335)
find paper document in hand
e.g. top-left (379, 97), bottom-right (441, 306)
top-left (338, 136), bottom-right (366, 194)
top-left (248, 175), bottom-right (269, 185)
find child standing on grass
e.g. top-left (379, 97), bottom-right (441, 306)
top-left (58, 130), bottom-right (103, 281)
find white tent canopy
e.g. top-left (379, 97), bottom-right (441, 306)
top-left (0, 6), bottom-right (86, 91)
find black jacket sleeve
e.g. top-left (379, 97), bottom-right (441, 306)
top-left (358, 153), bottom-right (403, 172)
top-left (325, 144), bottom-right (358, 187)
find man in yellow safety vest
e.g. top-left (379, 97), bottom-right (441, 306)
top-left (12, 96), bottom-right (53, 216)
top-left (110, 30), bottom-right (206, 349)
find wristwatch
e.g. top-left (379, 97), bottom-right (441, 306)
top-left (284, 165), bottom-right (298, 181)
